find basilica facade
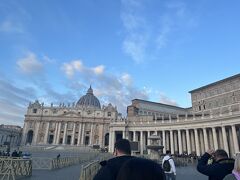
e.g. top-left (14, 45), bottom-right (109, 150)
top-left (21, 86), bottom-right (119, 148)
top-left (109, 74), bottom-right (240, 157)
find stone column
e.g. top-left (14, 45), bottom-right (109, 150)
top-left (32, 122), bottom-right (40, 145)
top-left (203, 128), bottom-right (209, 151)
top-left (56, 122), bottom-right (62, 145)
top-left (222, 126), bottom-right (229, 154)
top-left (147, 131), bottom-right (151, 145)
top-left (199, 130), bottom-right (205, 155)
top-left (44, 122), bottom-right (50, 144)
top-left (182, 131), bottom-right (186, 153)
top-left (122, 130), bottom-right (126, 139)
top-left (232, 125), bottom-right (239, 153)
top-left (21, 123), bottom-right (28, 145)
top-left (62, 123), bottom-right (68, 145)
top-left (186, 129), bottom-right (191, 154)
top-left (212, 127), bottom-right (218, 149)
top-left (53, 122), bottom-right (58, 144)
top-left (112, 130), bottom-right (116, 151)
top-left (178, 130), bottom-right (183, 154)
top-left (133, 131), bottom-right (136, 141)
top-left (81, 123), bottom-right (85, 145)
top-left (89, 123), bottom-right (94, 145)
top-left (190, 130), bottom-right (195, 152)
top-left (170, 130), bottom-right (174, 154)
top-left (162, 130), bottom-right (166, 154)
top-left (77, 123), bottom-right (82, 145)
top-left (71, 122), bottom-right (76, 145)
top-left (219, 128), bottom-right (224, 148)
top-left (140, 131), bottom-right (143, 154)
top-left (194, 129), bottom-right (200, 156)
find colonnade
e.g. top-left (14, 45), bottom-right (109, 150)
top-left (110, 124), bottom-right (240, 157)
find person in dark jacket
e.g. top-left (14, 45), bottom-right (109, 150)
top-left (197, 149), bottom-right (234, 180)
top-left (117, 157), bottom-right (166, 180)
top-left (93, 139), bottom-right (133, 180)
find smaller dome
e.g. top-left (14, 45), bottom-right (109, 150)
top-left (76, 86), bottom-right (101, 109)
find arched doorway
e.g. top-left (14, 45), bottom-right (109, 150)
top-left (104, 133), bottom-right (109, 146)
top-left (26, 130), bottom-right (33, 145)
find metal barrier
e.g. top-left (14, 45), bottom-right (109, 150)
top-left (0, 157), bottom-right (32, 180)
top-left (79, 153), bottom-right (113, 180)
top-left (79, 160), bottom-right (101, 180)
top-left (32, 152), bottom-right (99, 170)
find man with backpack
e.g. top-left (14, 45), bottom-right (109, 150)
top-left (162, 150), bottom-right (176, 180)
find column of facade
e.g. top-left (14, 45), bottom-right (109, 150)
top-left (208, 129), bottom-right (214, 149)
top-left (109, 129), bottom-right (112, 152)
top-left (62, 122), bottom-right (68, 145)
top-left (190, 130), bottom-right (195, 153)
top-left (122, 130), bottom-right (126, 139)
top-left (111, 130), bottom-right (115, 152)
top-left (21, 123), bottom-right (27, 145)
top-left (53, 122), bottom-right (59, 144)
top-left (77, 123), bottom-right (82, 145)
top-left (203, 128), bottom-right (209, 151)
top-left (170, 130), bottom-right (174, 154)
top-left (199, 130), bottom-right (205, 154)
top-left (32, 122), bottom-right (40, 145)
top-left (140, 131), bottom-right (143, 154)
top-left (81, 123), bottom-right (85, 145)
top-left (186, 129), bottom-right (191, 155)
top-left (174, 131), bottom-right (178, 153)
top-left (232, 125), bottom-right (239, 153)
top-left (178, 130), bottom-right (183, 154)
top-left (194, 129), bottom-right (200, 156)
top-left (89, 123), bottom-right (94, 145)
top-left (71, 122), bottom-right (76, 145)
top-left (218, 128), bottom-right (224, 148)
top-left (228, 127), bottom-right (235, 157)
top-left (182, 131), bottom-right (187, 153)
top-left (44, 122), bottom-right (50, 144)
top-left (212, 127), bottom-right (218, 149)
top-left (133, 131), bottom-right (136, 141)
top-left (162, 130), bottom-right (166, 154)
top-left (56, 122), bottom-right (62, 144)
top-left (222, 126), bottom-right (229, 154)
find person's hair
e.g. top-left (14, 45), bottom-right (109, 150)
top-left (214, 149), bottom-right (228, 159)
top-left (166, 150), bottom-right (171, 155)
top-left (117, 158), bottom-right (166, 180)
top-left (234, 154), bottom-right (240, 172)
top-left (114, 139), bottom-right (131, 155)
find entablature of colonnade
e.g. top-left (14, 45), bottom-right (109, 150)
top-left (111, 114), bottom-right (240, 131)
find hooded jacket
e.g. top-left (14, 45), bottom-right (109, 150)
top-left (197, 152), bottom-right (234, 180)
top-left (93, 155), bottom-right (133, 180)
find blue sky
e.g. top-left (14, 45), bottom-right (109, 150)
top-left (0, 0), bottom-right (240, 126)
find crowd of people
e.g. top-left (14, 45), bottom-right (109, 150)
top-left (93, 139), bottom-right (240, 180)
top-left (0, 149), bottom-right (31, 159)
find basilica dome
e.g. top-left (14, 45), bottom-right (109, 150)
top-left (76, 86), bottom-right (101, 109)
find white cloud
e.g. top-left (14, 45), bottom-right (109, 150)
top-left (0, 19), bottom-right (24, 33)
top-left (121, 0), bottom-right (148, 63)
top-left (62, 60), bottom-right (105, 78)
top-left (121, 73), bottom-right (132, 86)
top-left (17, 52), bottom-right (43, 74)
top-left (92, 65), bottom-right (105, 75)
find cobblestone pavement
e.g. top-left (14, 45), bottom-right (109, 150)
top-left (19, 164), bottom-right (208, 180)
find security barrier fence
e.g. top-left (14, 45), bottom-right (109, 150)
top-left (79, 153), bottom-right (113, 180)
top-left (0, 157), bottom-right (32, 180)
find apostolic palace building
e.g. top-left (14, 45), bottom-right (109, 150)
top-left (22, 74), bottom-right (240, 157)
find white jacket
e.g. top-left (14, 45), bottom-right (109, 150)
top-left (162, 155), bottom-right (176, 174)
